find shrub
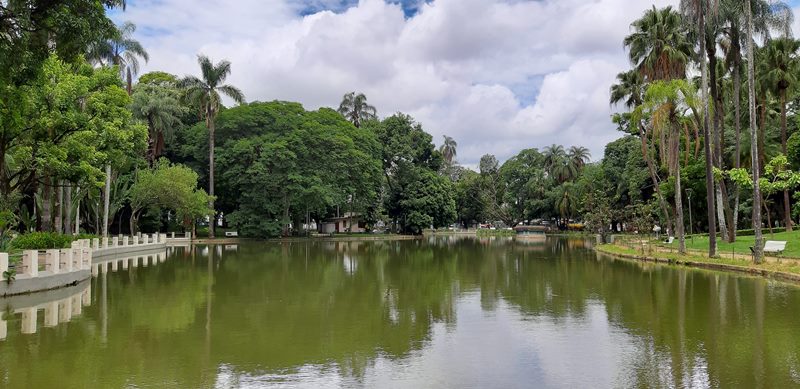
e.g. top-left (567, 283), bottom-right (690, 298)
top-left (9, 232), bottom-right (96, 250)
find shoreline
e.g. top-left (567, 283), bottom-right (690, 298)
top-left (192, 234), bottom-right (423, 244)
top-left (594, 244), bottom-right (800, 284)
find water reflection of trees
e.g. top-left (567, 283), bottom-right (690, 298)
top-left (0, 238), bottom-right (798, 388)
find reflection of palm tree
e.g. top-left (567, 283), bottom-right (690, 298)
top-left (337, 92), bottom-right (377, 128)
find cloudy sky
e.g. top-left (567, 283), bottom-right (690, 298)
top-left (111, 0), bottom-right (800, 166)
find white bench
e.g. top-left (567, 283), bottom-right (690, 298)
top-left (224, 231), bottom-right (238, 237)
top-left (750, 240), bottom-right (787, 258)
top-left (664, 236), bottom-right (674, 244)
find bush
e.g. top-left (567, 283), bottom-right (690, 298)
top-left (9, 232), bottom-right (96, 250)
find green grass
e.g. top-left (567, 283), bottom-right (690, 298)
top-left (598, 243), bottom-right (800, 277)
top-left (681, 229), bottom-right (800, 258)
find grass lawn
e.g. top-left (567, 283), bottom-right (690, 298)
top-left (680, 229), bottom-right (800, 258)
top-left (598, 243), bottom-right (800, 278)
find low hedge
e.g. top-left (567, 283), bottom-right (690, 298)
top-left (9, 232), bottom-right (97, 250)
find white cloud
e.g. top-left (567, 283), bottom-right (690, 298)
top-left (115, 0), bottom-right (680, 164)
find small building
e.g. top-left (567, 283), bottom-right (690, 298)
top-left (321, 213), bottom-right (366, 234)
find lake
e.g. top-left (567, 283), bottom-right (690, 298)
top-left (1, 236), bottom-right (799, 388)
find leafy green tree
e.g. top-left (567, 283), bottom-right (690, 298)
top-left (129, 160), bottom-right (213, 235)
top-left (179, 55), bottom-right (245, 239)
top-left (337, 92), bottom-right (377, 128)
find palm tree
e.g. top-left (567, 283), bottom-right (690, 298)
top-left (746, 0), bottom-right (765, 263)
top-left (337, 92), bottom-right (377, 128)
top-left (567, 146), bottom-right (591, 172)
top-left (624, 6), bottom-right (693, 82)
top-left (759, 37), bottom-right (799, 231)
top-left (440, 135), bottom-right (458, 165)
top-left (89, 21), bottom-right (149, 95)
top-left (543, 144), bottom-right (567, 182)
top-left (179, 55), bottom-right (245, 239)
top-left (624, 6), bottom-right (693, 251)
top-left (610, 70), bottom-right (675, 236)
top-left (130, 82), bottom-right (184, 165)
top-left (632, 80), bottom-right (704, 254)
top-left (680, 0), bottom-right (725, 253)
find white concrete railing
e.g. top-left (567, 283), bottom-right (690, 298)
top-left (3, 239), bottom-right (93, 279)
top-left (92, 251), bottom-right (167, 277)
top-left (1, 233), bottom-right (169, 281)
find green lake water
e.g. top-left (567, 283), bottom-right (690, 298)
top-left (1, 236), bottom-right (800, 388)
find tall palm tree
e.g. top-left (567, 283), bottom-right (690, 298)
top-left (632, 80), bottom-right (703, 254)
top-left (179, 55), bottom-right (245, 239)
top-left (440, 135), bottom-right (458, 165)
top-left (337, 92), bottom-right (377, 128)
top-left (624, 6), bottom-right (693, 251)
top-left (681, 0), bottom-right (724, 253)
top-left (610, 70), bottom-right (675, 235)
top-left (89, 21), bottom-right (149, 95)
top-left (746, 0), bottom-right (765, 263)
top-left (759, 37), bottom-right (799, 231)
top-left (624, 6), bottom-right (693, 82)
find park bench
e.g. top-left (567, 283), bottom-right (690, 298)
top-left (663, 236), bottom-right (674, 244)
top-left (749, 240), bottom-right (787, 260)
top-left (224, 231), bottom-right (238, 237)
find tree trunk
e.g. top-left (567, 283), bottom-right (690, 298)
top-left (208, 112), bottom-right (216, 239)
top-left (709, 45), bottom-right (730, 243)
top-left (42, 173), bottom-right (53, 232)
top-left (780, 89), bottom-right (793, 231)
top-left (640, 126), bottom-right (673, 234)
top-left (55, 180), bottom-right (63, 234)
top-left (733, 51), bottom-right (742, 241)
top-left (103, 164), bottom-right (111, 237)
top-left (64, 182), bottom-right (72, 234)
top-left (746, 0), bottom-right (764, 263)
top-left (673, 130), bottom-right (686, 254)
top-left (699, 6), bottom-right (717, 257)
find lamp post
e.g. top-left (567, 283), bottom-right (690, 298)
top-left (686, 188), bottom-right (694, 244)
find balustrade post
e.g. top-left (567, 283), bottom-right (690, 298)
top-left (0, 315), bottom-right (6, 340)
top-left (45, 249), bottom-right (60, 274)
top-left (112, 237), bottom-right (118, 247)
top-left (142, 235), bottom-right (149, 245)
top-left (82, 247), bottom-right (92, 269)
top-left (22, 250), bottom-right (38, 277)
top-left (171, 232), bottom-right (175, 239)
top-left (133, 236), bottom-right (139, 245)
top-left (0, 253), bottom-right (7, 275)
top-left (185, 231), bottom-right (191, 239)
top-left (102, 237), bottom-right (109, 248)
top-left (123, 236), bottom-right (129, 246)
top-left (92, 238), bottom-right (99, 250)
top-left (60, 248), bottom-right (73, 272)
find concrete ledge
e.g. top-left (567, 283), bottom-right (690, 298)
top-left (1, 269), bottom-right (90, 297)
top-left (92, 242), bottom-right (166, 260)
top-left (1, 279), bottom-right (90, 310)
top-left (594, 245), bottom-right (800, 284)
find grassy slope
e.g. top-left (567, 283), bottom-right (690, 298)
top-left (681, 229), bottom-right (800, 258)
